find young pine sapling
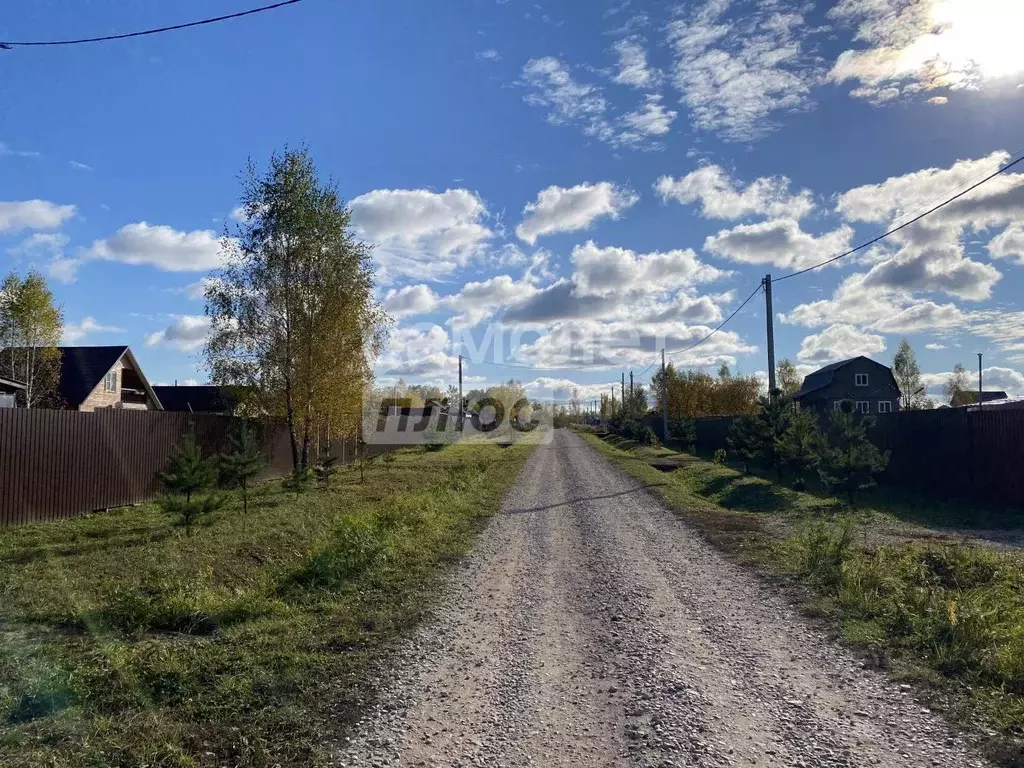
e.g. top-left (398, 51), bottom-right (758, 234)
top-left (220, 422), bottom-right (264, 514)
top-left (818, 410), bottom-right (890, 504)
top-left (157, 428), bottom-right (223, 535)
top-left (314, 451), bottom-right (339, 489)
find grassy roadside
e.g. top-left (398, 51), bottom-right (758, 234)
top-left (0, 441), bottom-right (534, 767)
top-left (581, 430), bottom-right (1024, 765)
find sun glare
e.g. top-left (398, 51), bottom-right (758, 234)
top-left (931, 0), bottom-right (1024, 81)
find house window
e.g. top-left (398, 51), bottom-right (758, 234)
top-left (855, 373), bottom-right (869, 387)
top-left (856, 401), bottom-right (870, 414)
top-left (104, 370), bottom-right (118, 392)
top-left (0, 393), bottom-right (14, 409)
top-left (878, 401), bottom-right (892, 414)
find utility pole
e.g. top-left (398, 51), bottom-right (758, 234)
top-left (661, 349), bottom-right (668, 441)
top-left (630, 370), bottom-right (634, 403)
top-left (764, 274), bottom-right (777, 401)
top-left (458, 354), bottom-right (464, 428)
top-left (978, 352), bottom-right (984, 413)
top-left (611, 387), bottom-right (616, 416)
top-left (621, 373), bottom-right (625, 413)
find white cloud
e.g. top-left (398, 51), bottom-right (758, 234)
top-left (988, 222), bottom-right (1024, 265)
top-left (0, 142), bottom-right (41, 158)
top-left (146, 315), bottom-right (212, 352)
top-left (6, 232), bottom-right (69, 261)
top-left (611, 38), bottom-right (660, 89)
top-left (381, 284), bottom-right (441, 318)
top-left (81, 223), bottom-right (225, 273)
top-left (925, 343), bottom-right (947, 350)
top-left (69, 161), bottom-right (93, 172)
top-left (448, 274), bottom-right (539, 328)
top-left (0, 200), bottom-right (76, 233)
top-left (377, 324), bottom-right (458, 378)
top-left (476, 49), bottom-right (501, 61)
top-left (922, 366), bottom-right (1024, 397)
top-left (667, 1), bottom-right (821, 141)
top-left (524, 376), bottom-right (620, 402)
top-left (655, 164), bottom-right (815, 219)
top-left (571, 240), bottom-right (727, 298)
top-left (62, 317), bottom-right (124, 344)
top-left (617, 95), bottom-right (677, 146)
top-left (797, 323), bottom-right (886, 365)
top-left (349, 188), bottom-right (493, 281)
top-left (835, 152), bottom-right (1023, 301)
top-left (521, 56), bottom-right (675, 148)
top-left (703, 218), bottom-right (853, 271)
top-left (516, 182), bottom-right (639, 244)
top-left (180, 277), bottom-right (219, 301)
top-left (828, 0), bottom-right (1024, 104)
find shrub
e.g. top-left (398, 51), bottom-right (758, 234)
top-left (670, 416), bottom-right (697, 451)
top-left (314, 452), bottom-right (338, 489)
top-left (282, 467), bottom-right (312, 496)
top-left (712, 448), bottom-right (727, 464)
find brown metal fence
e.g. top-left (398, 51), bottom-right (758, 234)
top-left (690, 408), bottom-right (1024, 509)
top-left (0, 409), bottom-right (294, 528)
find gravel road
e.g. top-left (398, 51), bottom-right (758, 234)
top-left (333, 429), bottom-right (990, 767)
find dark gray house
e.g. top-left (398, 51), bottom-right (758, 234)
top-left (791, 357), bottom-right (900, 416)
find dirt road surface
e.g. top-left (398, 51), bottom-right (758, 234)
top-left (333, 429), bottom-right (990, 767)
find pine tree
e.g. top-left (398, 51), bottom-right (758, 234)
top-left (776, 408), bottom-right (825, 490)
top-left (819, 410), bottom-right (890, 504)
top-left (314, 451), bottom-right (338, 489)
top-left (282, 466), bottom-right (312, 497)
top-left (220, 422), bottom-right (264, 514)
top-left (727, 413), bottom-right (763, 474)
top-left (157, 428), bottom-right (222, 535)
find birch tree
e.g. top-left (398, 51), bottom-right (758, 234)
top-left (0, 270), bottom-right (64, 408)
top-left (205, 149), bottom-right (391, 470)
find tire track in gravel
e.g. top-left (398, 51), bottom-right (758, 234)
top-left (332, 430), bottom-right (991, 767)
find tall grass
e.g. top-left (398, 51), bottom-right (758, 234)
top-left (0, 443), bottom-right (533, 767)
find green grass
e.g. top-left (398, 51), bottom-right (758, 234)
top-left (0, 441), bottom-right (534, 767)
top-left (582, 431), bottom-right (1024, 764)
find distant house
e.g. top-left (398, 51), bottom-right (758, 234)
top-left (54, 346), bottom-right (162, 411)
top-left (152, 385), bottom-right (244, 415)
top-left (950, 390), bottom-right (1008, 408)
top-left (792, 356), bottom-right (901, 416)
top-left (0, 376), bottom-right (25, 408)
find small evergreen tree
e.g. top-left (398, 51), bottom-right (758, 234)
top-left (669, 415), bottom-right (697, 452)
top-left (727, 413), bottom-right (762, 474)
top-left (776, 408), bottom-right (825, 490)
top-left (220, 422), bottom-right (264, 514)
top-left (819, 410), bottom-right (890, 504)
top-left (757, 396), bottom-right (791, 481)
top-left (282, 466), bottom-right (312, 497)
top-left (314, 451), bottom-right (338, 489)
top-left (157, 428), bottom-right (222, 534)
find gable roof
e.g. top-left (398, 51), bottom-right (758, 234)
top-left (792, 356), bottom-right (895, 400)
top-left (151, 385), bottom-right (240, 413)
top-left (56, 346), bottom-right (129, 407)
top-left (951, 390), bottom-right (1009, 407)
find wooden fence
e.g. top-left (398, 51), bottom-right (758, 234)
top-left (688, 408), bottom-right (1024, 509)
top-left (0, 409), bottom-right (294, 528)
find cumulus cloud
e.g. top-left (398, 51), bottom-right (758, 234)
top-left (6, 232), bottom-right (69, 261)
top-left (835, 152), bottom-right (1024, 300)
top-left (350, 188), bottom-right (493, 281)
top-left (82, 223), bottom-right (225, 272)
top-left (0, 200), bottom-right (76, 233)
top-left (611, 38), bottom-right (661, 89)
top-left (988, 222), bottom-right (1024, 265)
top-left (922, 366), bottom-right (1024, 397)
top-left (571, 241), bottom-right (727, 298)
top-left (797, 324), bottom-right (886, 364)
top-left (667, 0), bottom-right (822, 141)
top-left (180, 277), bottom-right (219, 301)
top-left (925, 343), bottom-right (947, 350)
top-left (516, 182), bottom-right (639, 244)
top-left (62, 317), bottom-right (124, 344)
top-left (655, 164), bottom-right (814, 219)
top-left (524, 376), bottom-right (620, 402)
top-left (377, 324), bottom-right (457, 378)
top-left (146, 315), bottom-right (212, 352)
top-left (827, 0), bottom-right (1024, 105)
top-left (617, 95), bottom-right (678, 146)
top-left (381, 284), bottom-right (441, 318)
top-left (703, 218), bottom-right (853, 271)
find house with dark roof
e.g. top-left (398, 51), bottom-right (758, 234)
top-left (791, 356), bottom-right (900, 416)
top-left (151, 385), bottom-right (244, 414)
top-left (0, 376), bottom-right (25, 408)
top-left (38, 346), bottom-right (162, 411)
top-left (950, 390), bottom-right (1008, 407)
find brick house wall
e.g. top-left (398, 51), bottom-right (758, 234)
top-left (78, 358), bottom-right (157, 412)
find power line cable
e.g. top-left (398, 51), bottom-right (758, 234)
top-left (774, 152), bottom-right (1024, 282)
top-left (0, 0), bottom-right (304, 48)
top-left (665, 282), bottom-right (763, 362)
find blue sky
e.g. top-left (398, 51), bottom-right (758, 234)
top-left (3, 0), bottom-right (1024, 402)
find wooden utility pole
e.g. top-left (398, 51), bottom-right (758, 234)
top-left (661, 349), bottom-right (668, 441)
top-left (458, 354), bottom-right (464, 427)
top-left (621, 373), bottom-right (625, 412)
top-left (764, 274), bottom-right (777, 401)
top-left (978, 352), bottom-right (984, 412)
top-left (629, 370), bottom-right (634, 403)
